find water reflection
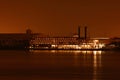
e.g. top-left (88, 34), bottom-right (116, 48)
top-left (1, 50), bottom-right (120, 80)
top-left (93, 51), bottom-right (102, 68)
top-left (73, 50), bottom-right (102, 80)
top-left (29, 50), bottom-right (103, 80)
top-left (93, 51), bottom-right (102, 80)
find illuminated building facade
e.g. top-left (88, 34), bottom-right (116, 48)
top-left (29, 26), bottom-right (110, 50)
top-left (30, 36), bottom-right (108, 50)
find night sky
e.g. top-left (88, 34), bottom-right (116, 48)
top-left (0, 0), bottom-right (120, 37)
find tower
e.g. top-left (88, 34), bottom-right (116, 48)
top-left (26, 28), bottom-right (32, 35)
top-left (78, 26), bottom-right (81, 39)
top-left (84, 26), bottom-right (87, 39)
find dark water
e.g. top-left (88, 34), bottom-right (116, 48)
top-left (0, 50), bottom-right (120, 80)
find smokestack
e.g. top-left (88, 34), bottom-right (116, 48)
top-left (84, 26), bottom-right (87, 39)
top-left (78, 26), bottom-right (80, 39)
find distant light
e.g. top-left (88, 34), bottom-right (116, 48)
top-left (91, 37), bottom-right (110, 39)
top-left (93, 51), bottom-right (97, 55)
top-left (93, 40), bottom-right (99, 43)
top-left (51, 45), bottom-right (56, 47)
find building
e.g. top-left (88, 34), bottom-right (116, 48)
top-left (0, 29), bottom-right (38, 49)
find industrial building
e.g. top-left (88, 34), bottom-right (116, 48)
top-left (30, 26), bottom-right (110, 50)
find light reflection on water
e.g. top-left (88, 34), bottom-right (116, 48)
top-left (30, 50), bottom-right (103, 80)
top-left (1, 50), bottom-right (120, 80)
top-left (93, 51), bottom-right (102, 80)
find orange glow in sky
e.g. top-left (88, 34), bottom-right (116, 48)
top-left (0, 0), bottom-right (120, 37)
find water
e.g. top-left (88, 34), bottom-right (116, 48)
top-left (0, 50), bottom-right (120, 80)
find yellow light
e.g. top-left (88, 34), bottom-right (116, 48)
top-left (51, 45), bottom-right (56, 47)
top-left (93, 51), bottom-right (97, 55)
top-left (93, 40), bottom-right (99, 43)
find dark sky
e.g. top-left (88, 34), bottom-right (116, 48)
top-left (0, 0), bottom-right (120, 37)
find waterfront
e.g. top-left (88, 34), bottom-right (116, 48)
top-left (0, 50), bottom-right (120, 80)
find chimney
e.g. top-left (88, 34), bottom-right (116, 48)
top-left (84, 26), bottom-right (87, 39)
top-left (78, 26), bottom-right (80, 39)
